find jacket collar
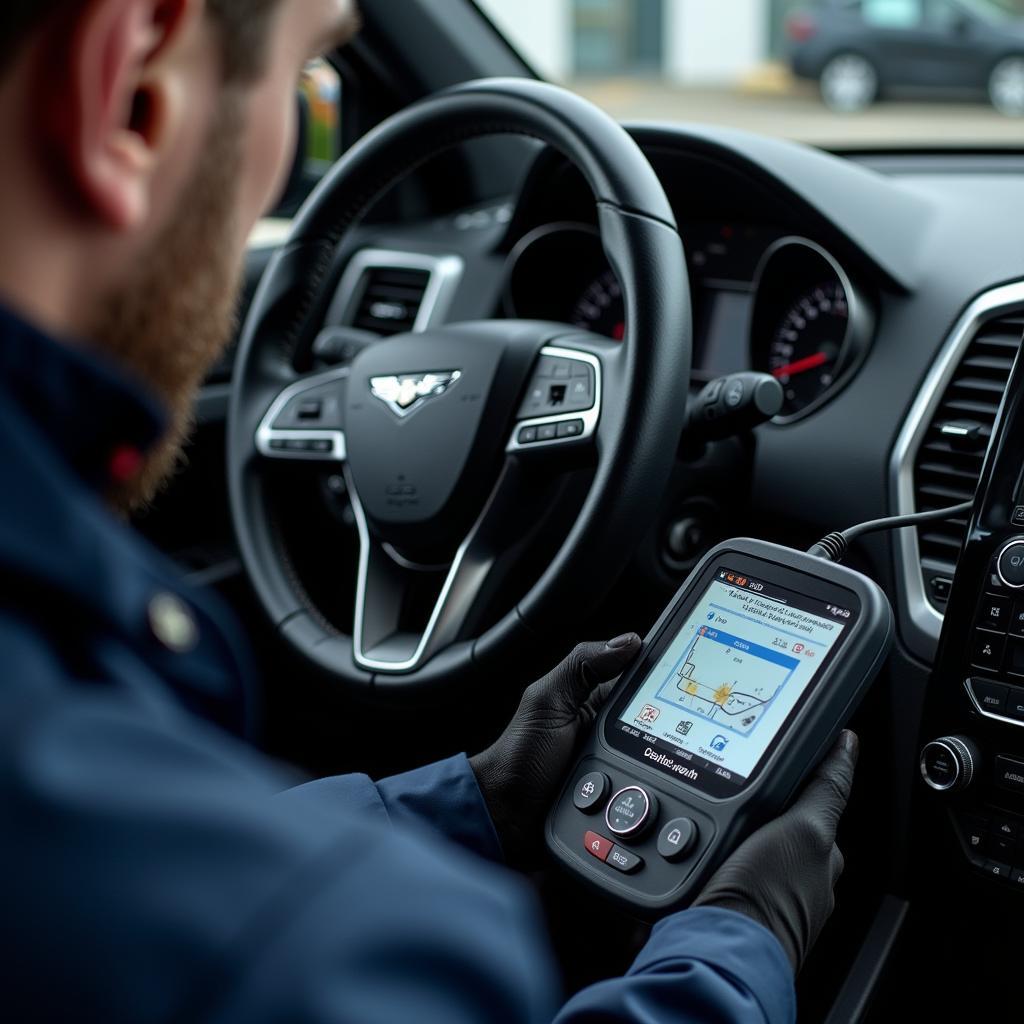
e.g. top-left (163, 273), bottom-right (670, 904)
top-left (0, 303), bottom-right (166, 491)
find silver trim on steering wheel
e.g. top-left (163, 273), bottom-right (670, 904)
top-left (255, 366), bottom-right (350, 462)
top-left (506, 346), bottom-right (603, 452)
top-left (348, 465), bottom-right (503, 674)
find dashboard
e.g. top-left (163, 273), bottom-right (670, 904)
top-left (502, 218), bottom-right (873, 420)
top-left (229, 123), bottom-right (1024, 674)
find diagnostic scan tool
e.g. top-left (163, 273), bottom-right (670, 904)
top-left (546, 538), bottom-right (892, 914)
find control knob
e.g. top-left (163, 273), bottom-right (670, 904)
top-left (919, 735), bottom-right (980, 792)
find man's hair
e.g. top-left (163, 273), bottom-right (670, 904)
top-left (0, 0), bottom-right (282, 81)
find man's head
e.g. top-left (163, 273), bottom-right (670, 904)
top-left (0, 0), bottom-right (358, 509)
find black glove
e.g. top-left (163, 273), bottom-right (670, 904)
top-left (470, 633), bottom-right (642, 868)
top-left (692, 730), bottom-right (859, 972)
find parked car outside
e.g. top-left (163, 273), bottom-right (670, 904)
top-left (787, 0), bottom-right (1024, 113)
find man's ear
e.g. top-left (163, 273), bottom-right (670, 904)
top-left (40, 0), bottom-right (201, 231)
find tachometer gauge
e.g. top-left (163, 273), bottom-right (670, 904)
top-left (767, 281), bottom-right (849, 414)
top-left (571, 269), bottom-right (626, 340)
top-left (750, 238), bottom-right (872, 422)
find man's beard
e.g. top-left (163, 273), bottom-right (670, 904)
top-left (92, 96), bottom-right (246, 515)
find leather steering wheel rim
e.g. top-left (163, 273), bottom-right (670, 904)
top-left (227, 78), bottom-right (691, 694)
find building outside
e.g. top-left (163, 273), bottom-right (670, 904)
top-left (475, 0), bottom-right (781, 87)
top-left (472, 0), bottom-right (1024, 147)
top-left (475, 0), bottom-right (1024, 88)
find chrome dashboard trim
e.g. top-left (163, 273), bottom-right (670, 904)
top-left (325, 248), bottom-right (465, 333)
top-left (964, 677), bottom-right (1024, 730)
top-left (890, 280), bottom-right (1024, 663)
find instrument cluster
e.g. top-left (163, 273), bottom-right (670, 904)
top-left (502, 222), bottom-right (873, 422)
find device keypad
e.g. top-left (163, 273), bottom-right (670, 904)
top-left (557, 758), bottom-right (716, 900)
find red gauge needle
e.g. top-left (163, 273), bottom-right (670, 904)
top-left (772, 351), bottom-right (829, 379)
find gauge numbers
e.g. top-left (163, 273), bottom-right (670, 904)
top-left (750, 238), bottom-right (869, 422)
top-left (768, 281), bottom-right (850, 416)
top-left (571, 269), bottom-right (626, 341)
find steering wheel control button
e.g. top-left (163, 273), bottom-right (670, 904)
top-left (537, 423), bottom-right (558, 442)
top-left (583, 831), bottom-right (613, 862)
top-left (995, 756), bottom-right (1024, 793)
top-left (971, 629), bottom-right (1006, 671)
top-left (148, 594), bottom-right (199, 654)
top-left (517, 426), bottom-right (538, 444)
top-left (998, 540), bottom-right (1024, 589)
top-left (657, 818), bottom-right (699, 861)
top-left (605, 786), bottom-right (656, 837)
top-left (920, 736), bottom-right (978, 792)
top-left (607, 845), bottom-right (643, 874)
top-left (518, 359), bottom-right (596, 419)
top-left (573, 772), bottom-right (610, 813)
top-left (978, 594), bottom-right (1011, 632)
top-left (556, 419), bottom-right (584, 438)
top-left (271, 381), bottom-right (346, 431)
top-left (970, 677), bottom-right (1008, 715)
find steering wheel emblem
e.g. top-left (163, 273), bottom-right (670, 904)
top-left (369, 370), bottom-right (462, 418)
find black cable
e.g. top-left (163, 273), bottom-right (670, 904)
top-left (808, 500), bottom-right (975, 564)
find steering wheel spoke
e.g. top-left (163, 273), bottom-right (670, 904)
top-left (348, 466), bottom-right (515, 673)
top-left (255, 366), bottom-right (349, 463)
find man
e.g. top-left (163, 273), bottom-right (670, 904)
top-left (0, 1), bottom-right (858, 1021)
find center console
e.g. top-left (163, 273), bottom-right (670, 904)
top-left (916, 349), bottom-right (1024, 889)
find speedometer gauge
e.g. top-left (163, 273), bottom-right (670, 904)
top-left (767, 281), bottom-right (849, 414)
top-left (750, 238), bottom-right (872, 422)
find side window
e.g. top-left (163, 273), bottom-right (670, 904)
top-left (301, 58), bottom-right (344, 171)
top-left (271, 58), bottom-right (344, 218)
top-left (862, 0), bottom-right (924, 27)
top-left (925, 0), bottom-right (965, 29)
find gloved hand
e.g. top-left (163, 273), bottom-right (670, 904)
top-left (470, 633), bottom-right (642, 868)
top-left (692, 730), bottom-right (859, 972)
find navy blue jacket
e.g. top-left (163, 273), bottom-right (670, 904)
top-left (0, 304), bottom-right (795, 1022)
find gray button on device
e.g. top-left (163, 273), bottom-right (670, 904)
top-left (573, 771), bottom-right (609, 813)
top-left (606, 845), bottom-right (643, 874)
top-left (657, 818), bottom-right (698, 861)
top-left (605, 786), bottom-right (655, 837)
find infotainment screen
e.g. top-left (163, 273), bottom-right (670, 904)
top-left (607, 566), bottom-right (858, 797)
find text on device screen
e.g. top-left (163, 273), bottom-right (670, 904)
top-left (616, 568), bottom-right (852, 789)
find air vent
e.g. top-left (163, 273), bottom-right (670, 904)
top-left (350, 266), bottom-right (431, 335)
top-left (912, 314), bottom-right (1024, 589)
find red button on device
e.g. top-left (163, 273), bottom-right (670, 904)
top-left (584, 831), bottom-right (613, 862)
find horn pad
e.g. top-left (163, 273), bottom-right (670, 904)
top-left (344, 325), bottom-right (540, 548)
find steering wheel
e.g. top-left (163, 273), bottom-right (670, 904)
top-left (227, 78), bottom-right (691, 694)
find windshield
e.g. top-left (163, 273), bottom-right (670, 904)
top-left (475, 0), bottom-right (1024, 148)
